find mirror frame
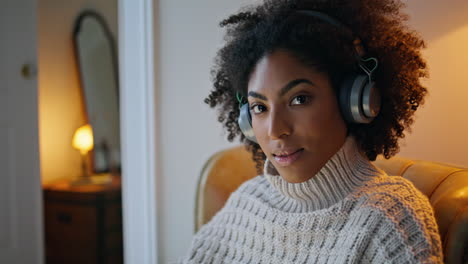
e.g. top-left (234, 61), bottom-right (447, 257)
top-left (72, 10), bottom-right (120, 174)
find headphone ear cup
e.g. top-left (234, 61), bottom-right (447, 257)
top-left (339, 75), bottom-right (356, 123)
top-left (339, 74), bottom-right (378, 124)
top-left (238, 104), bottom-right (258, 143)
top-left (362, 80), bottom-right (381, 118)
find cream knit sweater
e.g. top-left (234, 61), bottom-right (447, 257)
top-left (181, 137), bottom-right (443, 263)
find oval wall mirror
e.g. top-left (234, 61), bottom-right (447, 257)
top-left (73, 10), bottom-right (120, 173)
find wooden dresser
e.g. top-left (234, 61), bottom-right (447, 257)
top-left (43, 176), bottom-right (123, 264)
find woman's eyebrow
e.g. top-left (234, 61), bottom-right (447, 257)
top-left (248, 78), bottom-right (314, 100)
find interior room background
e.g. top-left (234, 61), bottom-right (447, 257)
top-left (39, 0), bottom-right (117, 184)
top-left (37, 0), bottom-right (467, 263)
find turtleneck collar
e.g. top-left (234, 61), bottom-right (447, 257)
top-left (263, 136), bottom-right (385, 212)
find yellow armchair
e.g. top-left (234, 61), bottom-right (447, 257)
top-left (195, 146), bottom-right (468, 264)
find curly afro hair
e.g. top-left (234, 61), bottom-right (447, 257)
top-left (204, 0), bottom-right (427, 173)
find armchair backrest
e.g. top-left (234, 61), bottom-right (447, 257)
top-left (195, 146), bottom-right (468, 264)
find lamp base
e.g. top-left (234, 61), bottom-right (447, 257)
top-left (71, 173), bottom-right (112, 186)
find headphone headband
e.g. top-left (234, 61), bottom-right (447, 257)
top-left (294, 10), bottom-right (365, 57)
top-left (295, 10), bottom-right (352, 35)
top-left (236, 10), bottom-right (381, 143)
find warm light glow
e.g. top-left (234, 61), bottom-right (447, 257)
top-left (72, 124), bottom-right (94, 154)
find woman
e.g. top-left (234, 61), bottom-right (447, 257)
top-left (182, 0), bottom-right (442, 263)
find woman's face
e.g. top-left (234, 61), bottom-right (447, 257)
top-left (247, 50), bottom-right (348, 183)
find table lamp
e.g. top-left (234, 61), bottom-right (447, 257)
top-left (72, 124), bottom-right (94, 180)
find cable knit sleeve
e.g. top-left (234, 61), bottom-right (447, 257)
top-left (358, 177), bottom-right (443, 263)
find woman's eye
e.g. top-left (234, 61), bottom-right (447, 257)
top-left (250, 104), bottom-right (266, 114)
top-left (291, 95), bottom-right (310, 105)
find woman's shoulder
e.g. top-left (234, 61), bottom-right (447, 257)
top-left (352, 174), bottom-right (435, 221)
top-left (350, 174), bottom-right (443, 262)
top-left (236, 174), bottom-right (269, 191)
top-left (223, 175), bottom-right (271, 204)
top-left (351, 174), bottom-right (440, 233)
top-left (356, 174), bottom-right (431, 209)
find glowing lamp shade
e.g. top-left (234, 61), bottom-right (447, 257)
top-left (73, 124), bottom-right (94, 154)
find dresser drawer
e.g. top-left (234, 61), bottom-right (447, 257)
top-left (43, 176), bottom-right (123, 264)
top-left (104, 202), bottom-right (122, 230)
top-left (45, 201), bottom-right (98, 245)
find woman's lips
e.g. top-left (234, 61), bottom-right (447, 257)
top-left (273, 148), bottom-right (304, 166)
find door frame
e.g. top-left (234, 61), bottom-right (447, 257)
top-left (119, 0), bottom-right (159, 262)
top-left (0, 0), bottom-right (43, 263)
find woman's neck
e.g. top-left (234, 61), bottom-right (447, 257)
top-left (263, 136), bottom-right (385, 212)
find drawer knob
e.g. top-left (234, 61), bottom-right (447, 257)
top-left (57, 212), bottom-right (72, 224)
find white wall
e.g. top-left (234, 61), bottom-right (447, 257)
top-left (38, 0), bottom-right (117, 183)
top-left (156, 0), bottom-right (468, 262)
top-left (156, 0), bottom-right (255, 262)
top-left (398, 0), bottom-right (468, 167)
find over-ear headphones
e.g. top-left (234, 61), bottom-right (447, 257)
top-left (237, 10), bottom-right (381, 143)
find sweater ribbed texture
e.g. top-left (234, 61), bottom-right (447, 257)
top-left (180, 137), bottom-right (443, 263)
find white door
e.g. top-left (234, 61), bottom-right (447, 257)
top-left (0, 0), bottom-right (44, 263)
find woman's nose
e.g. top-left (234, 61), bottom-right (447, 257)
top-left (267, 108), bottom-right (292, 140)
